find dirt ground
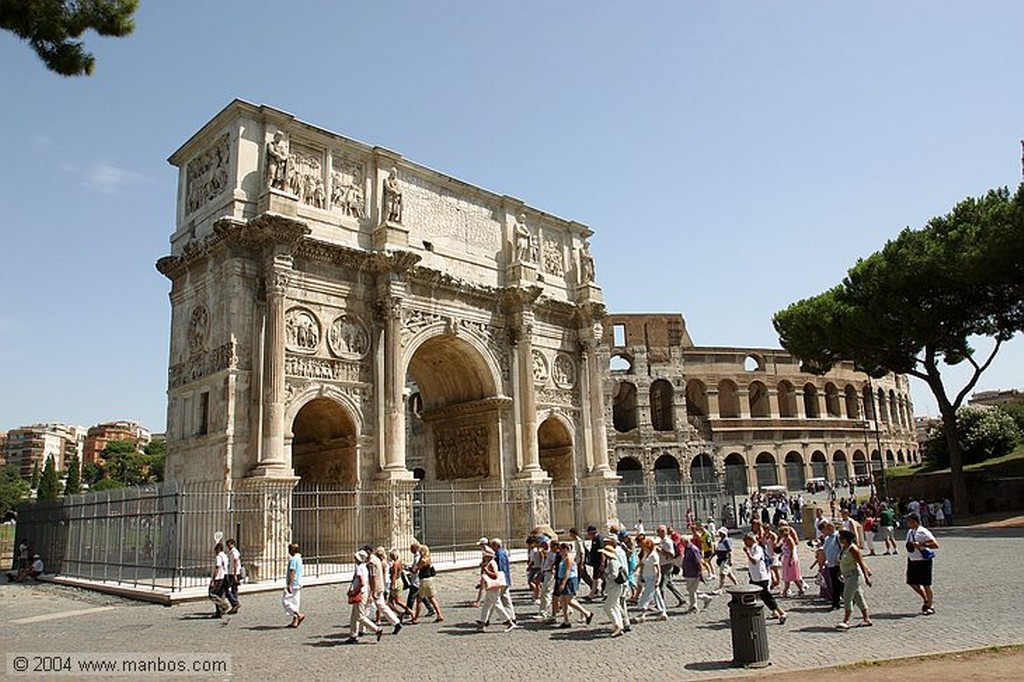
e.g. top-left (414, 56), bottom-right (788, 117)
top-left (714, 647), bottom-right (1024, 682)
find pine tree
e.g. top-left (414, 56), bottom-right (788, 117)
top-left (64, 451), bottom-right (81, 495)
top-left (30, 461), bottom-right (41, 489)
top-left (37, 455), bottom-right (61, 500)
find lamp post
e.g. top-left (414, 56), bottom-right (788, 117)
top-left (866, 378), bottom-right (889, 502)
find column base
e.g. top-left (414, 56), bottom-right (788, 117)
top-left (506, 262), bottom-right (538, 282)
top-left (509, 476), bottom-right (553, 539)
top-left (257, 187), bottom-right (299, 216)
top-left (575, 282), bottom-right (603, 304)
top-left (580, 472), bottom-right (621, 532)
top-left (370, 477), bottom-right (418, 551)
top-left (235, 475), bottom-right (300, 582)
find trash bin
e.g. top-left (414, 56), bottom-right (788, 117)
top-left (726, 584), bottom-right (770, 668)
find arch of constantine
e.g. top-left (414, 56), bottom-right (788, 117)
top-left (603, 314), bottom-right (918, 497)
top-left (157, 101), bottom-right (618, 575)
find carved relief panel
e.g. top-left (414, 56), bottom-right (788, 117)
top-left (542, 232), bottom-right (565, 277)
top-left (331, 157), bottom-right (365, 218)
top-left (185, 134), bottom-right (230, 215)
top-left (285, 307), bottom-right (320, 353)
top-left (552, 353), bottom-right (577, 389)
top-left (328, 314), bottom-right (370, 359)
top-left (532, 349), bottom-right (550, 386)
top-left (434, 424), bottom-right (489, 480)
top-left (287, 143), bottom-right (326, 208)
top-left (188, 305), bottom-right (209, 355)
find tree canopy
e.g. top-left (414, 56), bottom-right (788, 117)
top-left (773, 185), bottom-right (1024, 514)
top-left (64, 450), bottom-right (82, 495)
top-left (96, 438), bottom-right (163, 487)
top-left (0, 0), bottom-right (138, 76)
top-left (36, 454), bottom-right (62, 501)
top-left (923, 406), bottom-right (1022, 468)
top-left (0, 464), bottom-right (30, 519)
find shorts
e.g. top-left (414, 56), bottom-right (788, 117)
top-left (528, 567), bottom-right (542, 583)
top-left (703, 551), bottom-right (714, 561)
top-left (906, 559), bottom-right (933, 587)
top-left (561, 576), bottom-right (579, 596)
top-left (418, 577), bottom-right (437, 599)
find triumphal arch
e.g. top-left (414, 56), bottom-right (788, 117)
top-left (158, 101), bottom-right (617, 570)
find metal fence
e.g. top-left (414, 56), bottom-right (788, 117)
top-left (13, 478), bottom-right (732, 593)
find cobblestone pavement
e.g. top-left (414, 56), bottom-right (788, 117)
top-left (1, 526), bottom-right (1022, 681)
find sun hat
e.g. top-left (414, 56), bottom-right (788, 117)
top-left (600, 546), bottom-right (618, 559)
top-left (477, 537), bottom-right (489, 545)
top-left (354, 550), bottom-right (369, 562)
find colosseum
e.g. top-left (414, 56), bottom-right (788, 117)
top-left (602, 313), bottom-right (919, 497)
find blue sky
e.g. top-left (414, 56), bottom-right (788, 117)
top-left (2, 1), bottom-right (1023, 432)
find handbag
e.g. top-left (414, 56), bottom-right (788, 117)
top-left (483, 572), bottom-right (507, 590)
top-left (347, 590), bottom-right (363, 604)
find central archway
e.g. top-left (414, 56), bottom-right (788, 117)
top-left (539, 415), bottom-right (575, 530)
top-left (406, 333), bottom-right (501, 482)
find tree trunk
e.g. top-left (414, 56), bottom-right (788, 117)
top-left (938, 403), bottom-right (970, 519)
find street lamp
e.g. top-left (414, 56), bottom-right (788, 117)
top-left (865, 378), bottom-right (889, 502)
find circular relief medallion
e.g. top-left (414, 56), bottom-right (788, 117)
top-left (188, 305), bottom-right (209, 354)
top-left (328, 314), bottom-right (370, 359)
top-left (552, 353), bottom-right (576, 389)
top-left (532, 349), bottom-right (550, 386)
top-left (285, 307), bottom-right (320, 353)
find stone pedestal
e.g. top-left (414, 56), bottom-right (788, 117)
top-left (373, 220), bottom-right (410, 249)
top-left (581, 472), bottom-right (620, 531)
top-left (235, 475), bottom-right (299, 582)
top-left (510, 475), bottom-right (552, 539)
top-left (370, 476), bottom-right (418, 552)
top-left (258, 188), bottom-right (299, 217)
top-left (575, 281), bottom-right (603, 304)
top-left (506, 261), bottom-right (538, 282)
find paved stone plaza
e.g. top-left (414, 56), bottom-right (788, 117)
top-left (2, 526), bottom-right (1022, 681)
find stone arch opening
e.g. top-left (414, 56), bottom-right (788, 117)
top-left (889, 390), bottom-right (899, 425)
top-left (749, 381), bottom-right (771, 418)
top-left (744, 354), bottom-right (765, 372)
top-left (803, 384), bottom-right (820, 418)
top-left (777, 381), bottom-right (797, 418)
top-left (610, 352), bottom-right (633, 373)
top-left (825, 383), bottom-right (841, 417)
top-left (724, 452), bottom-right (748, 495)
top-left (612, 381), bottom-right (639, 433)
top-left (650, 379), bottom-right (675, 431)
top-left (685, 380), bottom-right (709, 417)
top-left (539, 415), bottom-right (575, 529)
top-left (690, 453), bottom-right (715, 485)
top-left (718, 379), bottom-right (740, 418)
top-left (290, 396), bottom-right (359, 564)
top-left (755, 451), bottom-right (778, 487)
top-left (852, 449), bottom-right (868, 477)
top-left (616, 455), bottom-right (644, 489)
top-left (654, 454), bottom-right (681, 494)
top-left (406, 333), bottom-right (501, 482)
top-left (844, 384), bottom-right (860, 419)
top-left (810, 450), bottom-right (827, 479)
top-left (877, 388), bottom-right (889, 423)
top-left (291, 397), bottom-right (359, 486)
top-left (784, 451), bottom-right (805, 491)
top-left (862, 386), bottom-right (875, 421)
top-left (833, 450), bottom-right (849, 483)
top-left (897, 450), bottom-right (906, 464)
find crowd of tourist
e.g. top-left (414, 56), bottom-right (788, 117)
top-left (202, 488), bottom-right (942, 639)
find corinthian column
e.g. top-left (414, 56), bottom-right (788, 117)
top-left (381, 294), bottom-right (407, 473)
top-left (514, 313), bottom-right (541, 475)
top-left (258, 258), bottom-right (290, 472)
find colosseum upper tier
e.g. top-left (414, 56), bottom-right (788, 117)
top-left (602, 313), bottom-right (919, 495)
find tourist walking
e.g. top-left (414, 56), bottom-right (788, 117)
top-left (491, 538), bottom-right (516, 623)
top-left (282, 542), bottom-right (305, 628)
top-left (476, 546), bottom-right (516, 631)
top-left (602, 546), bottom-right (627, 637)
top-left (209, 542), bottom-right (231, 618)
top-left (411, 544), bottom-right (443, 623)
top-left (536, 535), bottom-right (558, 622)
top-left (712, 527), bottom-right (738, 593)
top-left (569, 528), bottom-right (591, 595)
top-left (472, 537), bottom-right (490, 607)
top-left (346, 550), bottom-right (384, 643)
top-left (879, 504), bottom-right (898, 555)
top-left (778, 523), bottom-right (804, 598)
top-left (369, 546), bottom-right (402, 633)
top-left (678, 535), bottom-right (711, 613)
top-left (225, 538), bottom-right (242, 614)
top-left (905, 512), bottom-right (939, 615)
top-left (585, 525), bottom-right (606, 599)
top-left (655, 525), bottom-right (685, 607)
top-left (821, 520), bottom-right (843, 611)
top-left (742, 533), bottom-right (787, 624)
top-left (387, 548), bottom-right (413, 621)
top-left (836, 529), bottom-right (873, 628)
top-left (633, 537), bottom-right (668, 621)
top-left (554, 542), bottom-right (593, 628)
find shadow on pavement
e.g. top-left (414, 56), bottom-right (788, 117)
top-left (549, 627), bottom-right (607, 641)
top-left (684, 660), bottom-right (736, 672)
top-left (871, 612), bottom-right (919, 621)
top-left (241, 624), bottom-right (290, 631)
top-left (795, 625), bottom-right (845, 633)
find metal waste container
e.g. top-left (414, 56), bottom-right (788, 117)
top-left (726, 584), bottom-right (770, 668)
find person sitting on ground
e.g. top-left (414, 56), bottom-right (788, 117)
top-left (13, 554), bottom-right (44, 582)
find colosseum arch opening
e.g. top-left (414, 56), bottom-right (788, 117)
top-left (784, 451), bottom-right (805, 491)
top-left (777, 381), bottom-right (797, 418)
top-left (613, 381), bottom-right (639, 432)
top-left (650, 379), bottom-right (675, 431)
top-left (724, 453), bottom-right (748, 495)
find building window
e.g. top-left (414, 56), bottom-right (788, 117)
top-left (613, 324), bottom-right (626, 347)
top-left (198, 391), bottom-right (210, 436)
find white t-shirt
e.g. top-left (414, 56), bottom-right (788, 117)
top-left (657, 536), bottom-right (676, 567)
top-left (229, 547), bottom-right (241, 575)
top-left (747, 544), bottom-right (769, 582)
top-left (351, 562), bottom-right (370, 597)
top-left (214, 551), bottom-right (229, 580)
top-left (905, 526), bottom-right (936, 561)
top-left (641, 551), bottom-right (659, 580)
